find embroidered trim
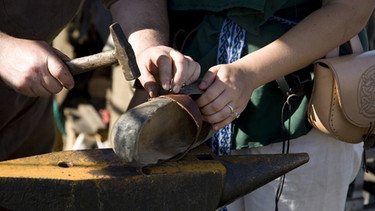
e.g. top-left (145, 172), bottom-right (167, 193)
top-left (211, 18), bottom-right (246, 156)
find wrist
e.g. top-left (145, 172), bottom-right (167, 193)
top-left (128, 29), bottom-right (169, 57)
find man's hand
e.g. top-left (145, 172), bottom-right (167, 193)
top-left (0, 34), bottom-right (74, 97)
top-left (136, 45), bottom-right (200, 97)
top-left (110, 0), bottom-right (201, 98)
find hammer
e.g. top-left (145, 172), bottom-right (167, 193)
top-left (64, 22), bottom-right (140, 80)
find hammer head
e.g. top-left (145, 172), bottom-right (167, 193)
top-left (110, 22), bottom-right (141, 81)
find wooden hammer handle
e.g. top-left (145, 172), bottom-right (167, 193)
top-left (65, 50), bottom-right (117, 75)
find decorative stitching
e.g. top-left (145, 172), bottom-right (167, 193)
top-left (211, 18), bottom-right (246, 156)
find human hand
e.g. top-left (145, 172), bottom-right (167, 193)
top-left (135, 45), bottom-right (200, 97)
top-left (0, 35), bottom-right (74, 97)
top-left (196, 63), bottom-right (253, 130)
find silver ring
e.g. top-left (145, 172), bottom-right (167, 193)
top-left (234, 111), bottom-right (240, 119)
top-left (226, 104), bottom-right (235, 113)
top-left (226, 103), bottom-right (240, 119)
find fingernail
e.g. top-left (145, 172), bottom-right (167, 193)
top-left (67, 83), bottom-right (74, 90)
top-left (149, 90), bottom-right (157, 98)
top-left (163, 81), bottom-right (170, 91)
top-left (199, 81), bottom-right (206, 89)
top-left (172, 84), bottom-right (181, 93)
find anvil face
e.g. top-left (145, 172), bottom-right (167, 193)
top-left (0, 145), bottom-right (308, 210)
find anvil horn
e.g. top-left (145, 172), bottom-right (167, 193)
top-left (217, 153), bottom-right (309, 207)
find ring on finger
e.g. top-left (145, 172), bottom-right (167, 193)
top-left (226, 103), bottom-right (240, 119)
top-left (226, 103), bottom-right (235, 113)
top-left (233, 111), bottom-right (240, 119)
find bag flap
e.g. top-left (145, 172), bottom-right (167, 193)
top-left (315, 50), bottom-right (375, 127)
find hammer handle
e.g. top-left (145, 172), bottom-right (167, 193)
top-left (65, 50), bottom-right (117, 75)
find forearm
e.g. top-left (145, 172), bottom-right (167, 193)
top-left (234, 0), bottom-right (375, 89)
top-left (0, 31), bottom-right (14, 43)
top-left (109, 0), bottom-right (169, 57)
top-left (109, 0), bottom-right (200, 96)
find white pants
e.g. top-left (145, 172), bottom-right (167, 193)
top-left (226, 128), bottom-right (363, 211)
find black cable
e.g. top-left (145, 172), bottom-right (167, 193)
top-left (275, 94), bottom-right (295, 211)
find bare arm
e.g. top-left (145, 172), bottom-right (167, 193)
top-left (235, 0), bottom-right (374, 88)
top-left (197, 0), bottom-right (375, 130)
top-left (110, 0), bottom-right (200, 97)
top-left (110, 0), bottom-right (169, 54)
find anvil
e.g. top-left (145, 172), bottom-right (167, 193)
top-left (0, 145), bottom-right (308, 210)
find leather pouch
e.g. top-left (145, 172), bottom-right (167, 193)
top-left (308, 35), bottom-right (375, 146)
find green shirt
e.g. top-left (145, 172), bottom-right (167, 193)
top-left (168, 0), bottom-right (359, 149)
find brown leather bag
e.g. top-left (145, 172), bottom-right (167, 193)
top-left (308, 35), bottom-right (375, 147)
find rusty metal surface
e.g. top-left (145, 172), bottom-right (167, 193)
top-left (0, 145), bottom-right (309, 211)
top-left (218, 152), bottom-right (309, 207)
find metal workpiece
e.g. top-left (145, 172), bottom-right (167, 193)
top-left (0, 145), bottom-right (308, 210)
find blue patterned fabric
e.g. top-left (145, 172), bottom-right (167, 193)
top-left (210, 18), bottom-right (246, 156)
top-left (217, 18), bottom-right (247, 64)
